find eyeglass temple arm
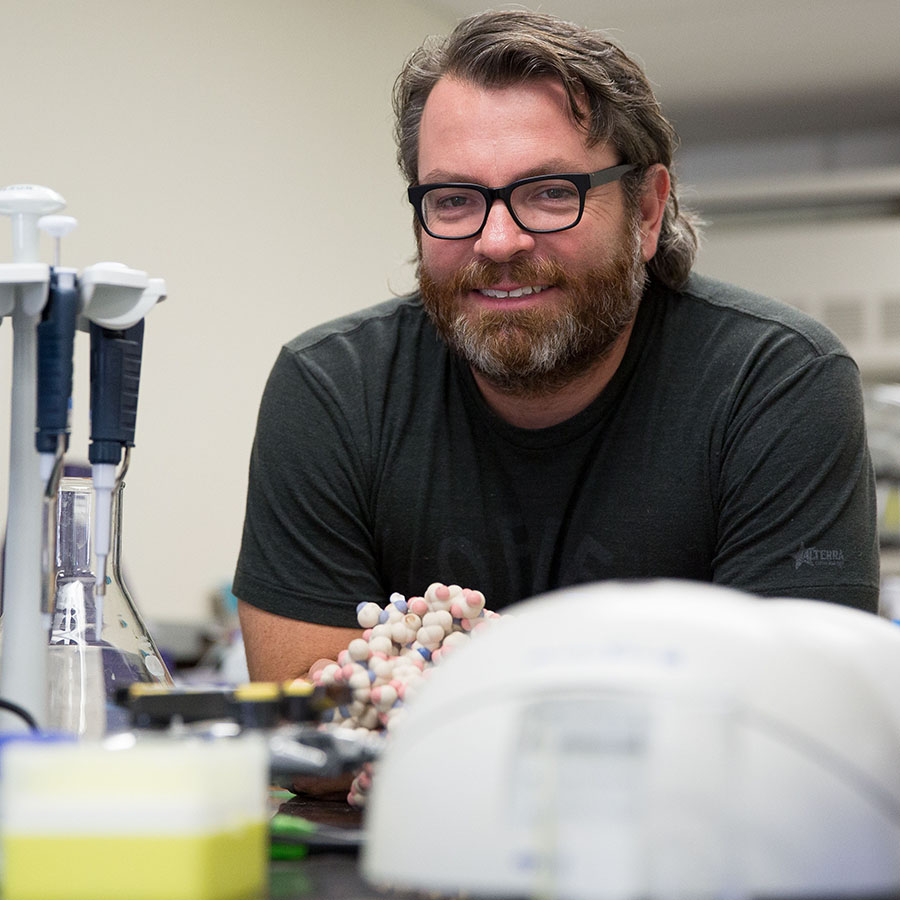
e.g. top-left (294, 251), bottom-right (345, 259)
top-left (589, 164), bottom-right (637, 188)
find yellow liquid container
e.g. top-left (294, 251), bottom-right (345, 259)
top-left (0, 734), bottom-right (269, 900)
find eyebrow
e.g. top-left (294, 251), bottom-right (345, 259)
top-left (419, 159), bottom-right (585, 186)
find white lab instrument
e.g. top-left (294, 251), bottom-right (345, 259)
top-left (363, 579), bottom-right (900, 899)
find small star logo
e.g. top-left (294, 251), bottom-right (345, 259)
top-left (793, 543), bottom-right (814, 569)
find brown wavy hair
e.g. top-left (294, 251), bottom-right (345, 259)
top-left (393, 10), bottom-right (701, 289)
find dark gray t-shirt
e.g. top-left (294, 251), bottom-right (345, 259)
top-left (234, 273), bottom-right (879, 624)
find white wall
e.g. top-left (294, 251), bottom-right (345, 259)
top-left (0, 0), bottom-right (453, 623)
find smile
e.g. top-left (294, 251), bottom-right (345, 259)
top-left (478, 285), bottom-right (550, 299)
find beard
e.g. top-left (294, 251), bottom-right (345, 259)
top-left (418, 217), bottom-right (647, 397)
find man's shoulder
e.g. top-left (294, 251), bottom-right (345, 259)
top-left (672, 273), bottom-right (849, 359)
top-left (270, 294), bottom-right (444, 406)
top-left (285, 294), bottom-right (429, 358)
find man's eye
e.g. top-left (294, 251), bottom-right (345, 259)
top-left (425, 190), bottom-right (482, 220)
top-left (436, 194), bottom-right (471, 209)
top-left (537, 185), bottom-right (578, 202)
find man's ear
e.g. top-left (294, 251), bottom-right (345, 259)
top-left (638, 164), bottom-right (670, 262)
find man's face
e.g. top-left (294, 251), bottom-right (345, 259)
top-left (416, 76), bottom-right (648, 396)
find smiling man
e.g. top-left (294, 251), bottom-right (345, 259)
top-left (413, 74), bottom-right (663, 427)
top-left (235, 10), bottom-right (879, 681)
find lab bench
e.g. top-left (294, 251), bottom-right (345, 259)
top-left (269, 794), bottom-right (379, 899)
top-left (268, 795), bottom-right (515, 900)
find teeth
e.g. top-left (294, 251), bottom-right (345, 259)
top-left (480, 286), bottom-right (547, 299)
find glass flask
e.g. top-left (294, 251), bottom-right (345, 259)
top-left (47, 475), bottom-right (172, 736)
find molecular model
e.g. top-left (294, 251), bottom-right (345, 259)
top-left (309, 581), bottom-right (501, 807)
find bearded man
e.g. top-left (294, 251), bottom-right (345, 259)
top-left (234, 10), bottom-right (879, 681)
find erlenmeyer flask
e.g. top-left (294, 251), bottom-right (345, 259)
top-left (48, 475), bottom-right (172, 736)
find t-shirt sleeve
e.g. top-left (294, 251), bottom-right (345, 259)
top-left (233, 345), bottom-right (384, 627)
top-left (712, 350), bottom-right (880, 612)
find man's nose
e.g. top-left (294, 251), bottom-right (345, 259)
top-left (473, 200), bottom-right (536, 262)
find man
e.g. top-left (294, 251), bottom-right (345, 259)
top-left (234, 10), bottom-right (879, 682)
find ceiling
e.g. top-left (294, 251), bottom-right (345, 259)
top-left (425, 0), bottom-right (900, 143)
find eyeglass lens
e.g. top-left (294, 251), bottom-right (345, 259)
top-left (421, 178), bottom-right (582, 238)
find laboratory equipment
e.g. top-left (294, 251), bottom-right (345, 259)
top-left (0, 183), bottom-right (167, 734)
top-left (48, 474), bottom-right (171, 737)
top-left (85, 266), bottom-right (165, 608)
top-left (363, 579), bottom-right (900, 899)
top-left (0, 732), bottom-right (270, 900)
top-left (0, 185), bottom-right (62, 730)
top-left (120, 680), bottom-right (383, 783)
top-left (35, 250), bottom-right (79, 485)
top-left (88, 320), bottom-right (145, 611)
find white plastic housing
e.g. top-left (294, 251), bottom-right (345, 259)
top-left (363, 580), bottom-right (900, 899)
top-left (0, 263), bottom-right (50, 317)
top-left (80, 262), bottom-right (166, 330)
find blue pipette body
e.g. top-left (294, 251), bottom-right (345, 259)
top-left (36, 267), bottom-right (79, 458)
top-left (88, 320), bottom-right (145, 602)
top-left (88, 320), bottom-right (144, 465)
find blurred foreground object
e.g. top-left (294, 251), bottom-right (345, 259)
top-left (1, 733), bottom-right (268, 900)
top-left (364, 579), bottom-right (900, 899)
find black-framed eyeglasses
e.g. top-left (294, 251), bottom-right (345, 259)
top-left (407, 163), bottom-right (636, 240)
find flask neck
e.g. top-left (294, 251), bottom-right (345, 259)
top-left (55, 475), bottom-right (125, 578)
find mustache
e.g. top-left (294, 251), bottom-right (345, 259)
top-left (439, 258), bottom-right (571, 295)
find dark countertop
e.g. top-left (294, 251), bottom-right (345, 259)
top-left (269, 856), bottom-right (380, 900)
top-left (268, 795), bottom-right (519, 900)
top-left (269, 794), bottom-right (393, 900)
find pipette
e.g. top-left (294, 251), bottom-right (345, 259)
top-left (88, 319), bottom-right (145, 629)
top-left (80, 261), bottom-right (164, 631)
top-left (34, 217), bottom-right (81, 652)
top-left (35, 217), bottom-right (79, 488)
top-left (0, 185), bottom-right (63, 731)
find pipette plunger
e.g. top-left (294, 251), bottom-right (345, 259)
top-left (38, 214), bottom-right (78, 268)
top-left (0, 185), bottom-right (64, 263)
